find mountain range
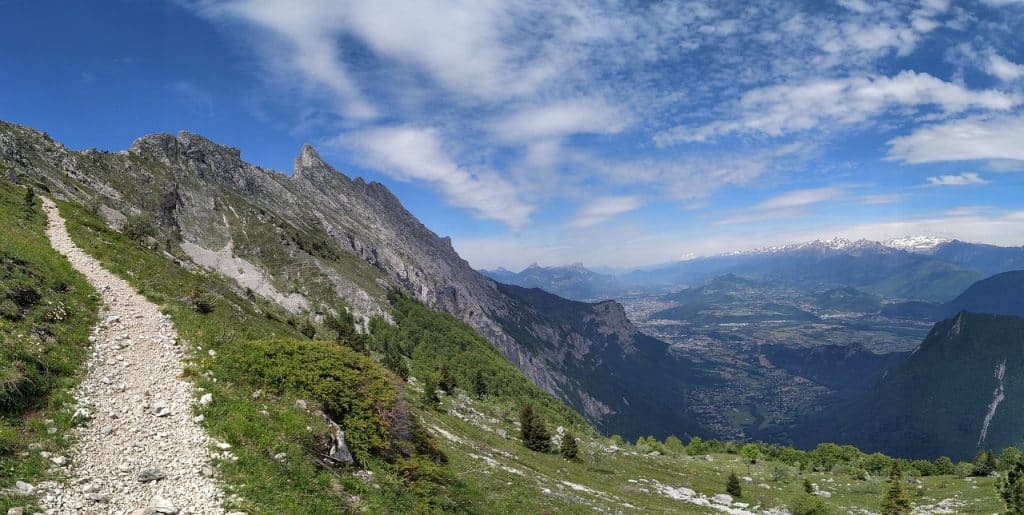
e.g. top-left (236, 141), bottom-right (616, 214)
top-left (489, 236), bottom-right (1024, 304)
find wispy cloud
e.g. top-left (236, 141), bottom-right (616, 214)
top-left (753, 187), bottom-right (846, 210)
top-left (180, 0), bottom-right (1024, 266)
top-left (656, 71), bottom-right (1018, 144)
top-left (926, 172), bottom-right (989, 186)
top-left (888, 114), bottom-right (1024, 164)
top-left (345, 125), bottom-right (534, 228)
top-left (567, 195), bottom-right (643, 228)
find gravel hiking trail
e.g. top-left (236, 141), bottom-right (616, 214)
top-left (38, 197), bottom-right (227, 515)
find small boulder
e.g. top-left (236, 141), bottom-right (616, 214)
top-left (151, 496), bottom-right (179, 514)
top-left (137, 468), bottom-right (167, 482)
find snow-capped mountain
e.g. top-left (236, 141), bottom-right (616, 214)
top-left (884, 236), bottom-right (952, 252)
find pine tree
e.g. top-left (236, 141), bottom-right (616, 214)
top-left (519, 403), bottom-right (551, 452)
top-left (999, 457), bottom-right (1024, 514)
top-left (438, 363), bottom-right (456, 393)
top-left (726, 471), bottom-right (742, 498)
top-left (473, 369), bottom-right (487, 398)
top-left (803, 477), bottom-right (814, 494)
top-left (560, 431), bottom-right (579, 461)
top-left (421, 375), bottom-right (440, 408)
top-left (881, 463), bottom-right (912, 515)
top-left (975, 450), bottom-right (998, 476)
top-left (381, 347), bottom-right (409, 380)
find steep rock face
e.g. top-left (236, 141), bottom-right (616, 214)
top-left (811, 312), bottom-right (1024, 460)
top-left (0, 121), bottom-right (703, 437)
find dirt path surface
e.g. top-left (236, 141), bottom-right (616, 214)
top-left (39, 197), bottom-right (226, 515)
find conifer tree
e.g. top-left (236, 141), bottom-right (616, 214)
top-left (727, 471), bottom-right (742, 498)
top-left (519, 403), bottom-right (551, 452)
top-left (974, 450), bottom-right (998, 476)
top-left (472, 369), bottom-right (487, 398)
top-left (381, 347), bottom-right (408, 380)
top-left (438, 363), bottom-right (456, 393)
top-left (803, 477), bottom-right (814, 494)
top-left (999, 457), bottom-right (1024, 515)
top-left (421, 375), bottom-right (440, 408)
top-left (881, 463), bottom-right (912, 515)
top-left (560, 431), bottom-right (579, 461)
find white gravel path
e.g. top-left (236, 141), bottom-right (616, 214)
top-left (38, 197), bottom-right (227, 515)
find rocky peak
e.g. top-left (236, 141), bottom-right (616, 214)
top-left (129, 131), bottom-right (242, 168)
top-left (292, 144), bottom-right (345, 182)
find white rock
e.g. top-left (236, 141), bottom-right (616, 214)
top-left (199, 393), bottom-right (213, 406)
top-left (713, 493), bottom-right (733, 504)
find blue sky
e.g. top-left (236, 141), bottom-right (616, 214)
top-left (3, 0), bottom-right (1024, 270)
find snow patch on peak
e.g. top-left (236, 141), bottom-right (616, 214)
top-left (884, 235), bottom-right (951, 252)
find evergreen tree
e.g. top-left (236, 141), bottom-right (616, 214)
top-left (974, 450), bottom-right (998, 476)
top-left (438, 363), bottom-right (457, 393)
top-left (560, 431), bottom-right (579, 461)
top-left (726, 471), bottom-right (742, 498)
top-left (381, 347), bottom-right (409, 380)
top-left (934, 456), bottom-right (955, 475)
top-left (24, 185), bottom-right (35, 207)
top-left (999, 457), bottom-right (1024, 514)
top-left (519, 403), bottom-right (551, 452)
top-left (881, 463), bottom-right (912, 515)
top-left (803, 477), bottom-right (814, 494)
top-left (421, 375), bottom-right (440, 408)
top-left (472, 369), bottom-right (487, 398)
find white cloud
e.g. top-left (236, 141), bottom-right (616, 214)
top-left (568, 195), bottom-right (643, 228)
top-left (753, 187), bottom-right (846, 210)
top-left (986, 53), bottom-right (1024, 82)
top-left (490, 100), bottom-right (632, 142)
top-left (657, 71), bottom-right (1018, 143)
top-left (346, 126), bottom-right (533, 228)
top-left (926, 172), bottom-right (989, 186)
top-left (887, 114), bottom-right (1024, 163)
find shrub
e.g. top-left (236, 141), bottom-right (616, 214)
top-left (298, 318), bottom-right (317, 339)
top-left (726, 472), bottom-right (742, 498)
top-left (973, 450), bottom-right (997, 476)
top-left (560, 431), bottom-right (579, 461)
top-left (8, 282), bottom-right (41, 308)
top-left (220, 337), bottom-right (432, 466)
top-left (472, 370), bottom-right (487, 398)
top-left (382, 347), bottom-right (409, 380)
top-left (122, 213), bottom-right (158, 242)
top-left (185, 288), bottom-right (213, 314)
top-left (934, 456), bottom-right (955, 475)
top-left (0, 421), bottom-right (17, 454)
top-left (791, 494), bottom-right (830, 515)
top-left (420, 375), bottom-right (440, 408)
top-left (999, 458), bottom-right (1024, 514)
top-left (769, 464), bottom-right (792, 482)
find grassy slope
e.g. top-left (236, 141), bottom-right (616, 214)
top-left (421, 390), bottom-right (1004, 514)
top-left (40, 193), bottom-right (1007, 514)
top-left (0, 181), bottom-right (98, 513)
top-left (57, 199), bottom-right (464, 513)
